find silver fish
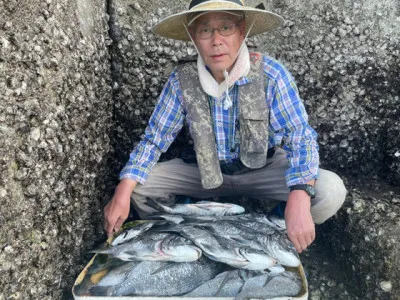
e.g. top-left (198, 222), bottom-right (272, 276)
top-left (90, 257), bottom-right (222, 296)
top-left (193, 220), bottom-right (299, 268)
top-left (91, 232), bottom-right (202, 262)
top-left (111, 221), bottom-right (156, 246)
top-left (233, 232), bottom-right (300, 267)
top-left (175, 213), bottom-right (284, 233)
top-left (174, 226), bottom-right (276, 270)
top-left (146, 198), bottom-right (245, 216)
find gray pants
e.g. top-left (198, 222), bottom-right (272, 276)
top-left (131, 148), bottom-right (347, 224)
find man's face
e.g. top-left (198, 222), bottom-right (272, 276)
top-left (190, 12), bottom-right (245, 81)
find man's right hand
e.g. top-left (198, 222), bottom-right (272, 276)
top-left (104, 178), bottom-right (137, 237)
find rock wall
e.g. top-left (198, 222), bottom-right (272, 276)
top-left (0, 0), bottom-right (112, 299)
top-left (1, 0), bottom-right (399, 298)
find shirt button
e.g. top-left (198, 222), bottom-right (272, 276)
top-left (217, 122), bottom-right (223, 127)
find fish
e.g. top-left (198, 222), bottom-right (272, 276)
top-left (165, 226), bottom-right (276, 270)
top-left (189, 219), bottom-right (299, 267)
top-left (169, 213), bottom-right (284, 233)
top-left (232, 232), bottom-right (300, 267)
top-left (111, 221), bottom-right (156, 246)
top-left (91, 232), bottom-right (202, 262)
top-left (235, 271), bottom-right (302, 299)
top-left (90, 257), bottom-right (222, 296)
top-left (146, 198), bottom-right (245, 216)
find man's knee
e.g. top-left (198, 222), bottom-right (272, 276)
top-left (311, 169), bottom-right (347, 224)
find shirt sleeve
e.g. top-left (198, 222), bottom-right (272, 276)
top-left (265, 57), bottom-right (319, 186)
top-left (119, 70), bottom-right (185, 184)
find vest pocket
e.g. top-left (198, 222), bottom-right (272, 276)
top-left (241, 116), bottom-right (269, 153)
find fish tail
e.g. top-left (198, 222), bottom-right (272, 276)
top-left (214, 271), bottom-right (231, 296)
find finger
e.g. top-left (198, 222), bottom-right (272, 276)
top-left (304, 234), bottom-right (313, 248)
top-left (297, 236), bottom-right (308, 252)
top-left (114, 217), bottom-right (125, 232)
top-left (106, 218), bottom-right (116, 238)
top-left (288, 234), bottom-right (302, 253)
top-left (310, 228), bottom-right (316, 242)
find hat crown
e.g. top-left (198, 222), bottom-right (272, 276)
top-left (189, 0), bottom-right (244, 10)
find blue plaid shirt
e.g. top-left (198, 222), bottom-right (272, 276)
top-left (120, 55), bottom-right (319, 187)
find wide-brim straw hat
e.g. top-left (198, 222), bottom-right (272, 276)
top-left (153, 0), bottom-right (284, 41)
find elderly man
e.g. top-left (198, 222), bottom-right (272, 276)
top-left (104, 0), bottom-right (347, 253)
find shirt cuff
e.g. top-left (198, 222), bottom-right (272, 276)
top-left (285, 166), bottom-right (319, 187)
top-left (119, 166), bottom-right (150, 185)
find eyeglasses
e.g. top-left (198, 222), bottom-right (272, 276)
top-left (194, 22), bottom-right (241, 40)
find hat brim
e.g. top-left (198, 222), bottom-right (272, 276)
top-left (153, 7), bottom-right (284, 41)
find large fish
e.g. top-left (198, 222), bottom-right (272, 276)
top-left (185, 219), bottom-right (299, 267)
top-left (168, 226), bottom-right (276, 270)
top-left (146, 198), bottom-right (245, 216)
top-left (90, 257), bottom-right (222, 296)
top-left (232, 232), bottom-right (300, 267)
top-left (91, 232), bottom-right (202, 262)
top-left (158, 213), bottom-right (285, 233)
top-left (194, 220), bottom-right (276, 240)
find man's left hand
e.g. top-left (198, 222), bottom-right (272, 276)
top-left (284, 190), bottom-right (315, 253)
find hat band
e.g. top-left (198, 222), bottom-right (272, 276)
top-left (189, 0), bottom-right (244, 9)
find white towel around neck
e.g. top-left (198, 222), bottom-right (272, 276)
top-left (197, 44), bottom-right (250, 99)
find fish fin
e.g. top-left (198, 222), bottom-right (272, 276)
top-left (150, 262), bottom-right (175, 275)
top-left (123, 251), bottom-right (138, 257)
top-left (228, 236), bottom-right (250, 246)
top-left (147, 213), bottom-right (184, 224)
top-left (214, 271), bottom-right (231, 296)
top-left (195, 200), bottom-right (214, 204)
top-left (89, 286), bottom-right (112, 296)
top-left (146, 213), bottom-right (168, 220)
top-left (150, 223), bottom-right (184, 234)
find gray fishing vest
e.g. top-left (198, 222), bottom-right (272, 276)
top-left (177, 52), bottom-right (269, 189)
